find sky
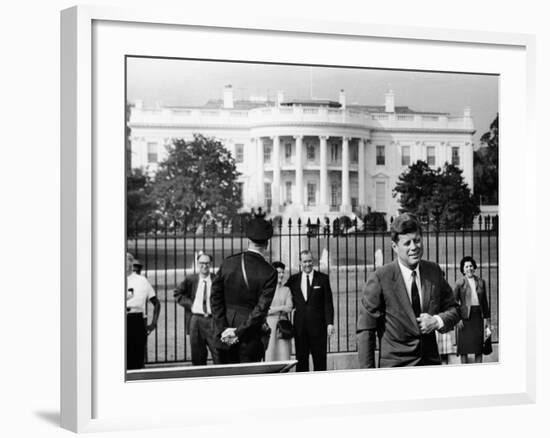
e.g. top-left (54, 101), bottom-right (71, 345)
top-left (126, 57), bottom-right (498, 145)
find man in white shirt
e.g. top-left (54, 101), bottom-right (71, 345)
top-left (357, 213), bottom-right (460, 367)
top-left (174, 253), bottom-right (219, 365)
top-left (126, 252), bottom-right (160, 370)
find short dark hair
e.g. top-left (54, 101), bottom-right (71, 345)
top-left (390, 213), bottom-right (422, 243)
top-left (272, 261), bottom-right (286, 270)
top-left (197, 252), bottom-right (212, 263)
top-left (459, 256), bottom-right (477, 274)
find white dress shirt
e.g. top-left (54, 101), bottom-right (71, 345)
top-left (397, 260), bottom-right (444, 329)
top-left (300, 272), bottom-right (313, 301)
top-left (191, 275), bottom-right (212, 315)
top-left (397, 260), bottom-right (422, 307)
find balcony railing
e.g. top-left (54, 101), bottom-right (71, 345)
top-left (129, 107), bottom-right (474, 131)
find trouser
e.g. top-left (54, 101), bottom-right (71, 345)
top-left (189, 314), bottom-right (220, 365)
top-left (295, 330), bottom-right (327, 372)
top-left (127, 313), bottom-right (146, 370)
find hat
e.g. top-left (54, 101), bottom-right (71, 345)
top-left (246, 216), bottom-right (273, 243)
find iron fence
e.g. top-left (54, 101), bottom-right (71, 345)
top-left (127, 215), bottom-right (499, 365)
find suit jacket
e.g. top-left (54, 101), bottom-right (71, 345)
top-left (174, 273), bottom-right (215, 333)
top-left (357, 259), bottom-right (460, 368)
top-left (211, 251), bottom-right (277, 341)
top-left (285, 270), bottom-right (334, 338)
top-left (453, 275), bottom-right (490, 320)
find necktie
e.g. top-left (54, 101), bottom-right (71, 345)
top-left (202, 280), bottom-right (208, 315)
top-left (306, 274), bottom-right (311, 301)
top-left (410, 271), bottom-right (421, 317)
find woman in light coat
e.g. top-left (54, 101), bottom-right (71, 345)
top-left (454, 256), bottom-right (490, 364)
top-left (265, 262), bottom-right (293, 362)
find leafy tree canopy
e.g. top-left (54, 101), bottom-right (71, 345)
top-left (151, 134), bottom-right (242, 226)
top-left (393, 161), bottom-right (480, 229)
top-left (474, 114), bottom-right (498, 205)
top-left (127, 167), bottom-right (155, 231)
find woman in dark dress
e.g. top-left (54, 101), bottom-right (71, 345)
top-left (454, 256), bottom-right (490, 364)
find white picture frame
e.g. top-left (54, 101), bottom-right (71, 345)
top-left (60, 5), bottom-right (536, 433)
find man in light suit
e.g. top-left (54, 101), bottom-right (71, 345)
top-left (174, 252), bottom-right (220, 365)
top-left (357, 213), bottom-right (460, 368)
top-left (285, 250), bottom-right (334, 372)
top-left (211, 214), bottom-right (278, 364)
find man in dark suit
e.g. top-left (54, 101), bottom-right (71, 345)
top-left (285, 250), bottom-right (334, 372)
top-left (357, 213), bottom-right (460, 368)
top-left (174, 252), bottom-right (220, 365)
top-left (211, 215), bottom-right (277, 364)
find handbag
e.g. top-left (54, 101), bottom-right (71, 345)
top-left (276, 314), bottom-right (294, 339)
top-left (482, 335), bottom-right (493, 355)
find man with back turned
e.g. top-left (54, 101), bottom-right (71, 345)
top-left (211, 214), bottom-right (277, 363)
top-left (357, 213), bottom-right (460, 367)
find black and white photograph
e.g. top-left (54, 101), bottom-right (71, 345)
top-left (125, 58), bottom-right (499, 379)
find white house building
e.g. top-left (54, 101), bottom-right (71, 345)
top-left (128, 86), bottom-right (475, 221)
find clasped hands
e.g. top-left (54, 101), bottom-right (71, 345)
top-left (221, 327), bottom-right (239, 345)
top-left (416, 313), bottom-right (439, 334)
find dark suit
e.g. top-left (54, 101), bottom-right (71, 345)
top-left (211, 251), bottom-right (277, 363)
top-left (453, 276), bottom-right (490, 320)
top-left (357, 260), bottom-right (460, 368)
top-left (285, 270), bottom-right (334, 371)
top-left (174, 273), bottom-right (219, 365)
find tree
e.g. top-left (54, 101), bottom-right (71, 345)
top-left (151, 134), bottom-right (242, 227)
top-left (474, 114), bottom-right (499, 205)
top-left (393, 161), bottom-right (479, 229)
top-left (127, 168), bottom-right (156, 232)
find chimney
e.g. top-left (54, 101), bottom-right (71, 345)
top-left (339, 89), bottom-right (346, 109)
top-left (277, 90), bottom-right (285, 106)
top-left (223, 85), bottom-right (234, 109)
top-left (385, 90), bottom-right (395, 113)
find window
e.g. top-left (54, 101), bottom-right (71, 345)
top-left (376, 145), bottom-right (385, 165)
top-left (264, 182), bottom-right (272, 211)
top-left (452, 147), bottom-right (460, 166)
top-left (331, 183), bottom-right (341, 207)
top-left (147, 142), bottom-right (158, 163)
top-left (330, 143), bottom-right (339, 162)
top-left (285, 181), bottom-right (292, 203)
top-left (235, 144), bottom-right (244, 163)
top-left (350, 144), bottom-right (359, 163)
top-left (306, 143), bottom-right (315, 161)
top-left (236, 182), bottom-right (244, 203)
top-left (427, 146), bottom-right (435, 166)
top-left (307, 183), bottom-right (316, 206)
top-left (376, 181), bottom-right (386, 211)
top-left (284, 143), bottom-right (292, 162)
top-left (264, 144), bottom-right (272, 163)
top-left (401, 146), bottom-right (410, 166)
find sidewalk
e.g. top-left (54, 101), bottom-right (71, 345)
top-left (326, 343), bottom-right (499, 370)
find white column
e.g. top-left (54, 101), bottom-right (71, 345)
top-left (340, 136), bottom-right (351, 212)
top-left (358, 138), bottom-right (366, 209)
top-left (463, 140), bottom-right (474, 189)
top-left (319, 135), bottom-right (329, 213)
top-left (256, 138), bottom-right (265, 208)
top-left (271, 135), bottom-right (280, 213)
top-left (294, 135), bottom-right (304, 209)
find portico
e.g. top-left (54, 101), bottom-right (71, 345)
top-left (259, 133), bottom-right (369, 217)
